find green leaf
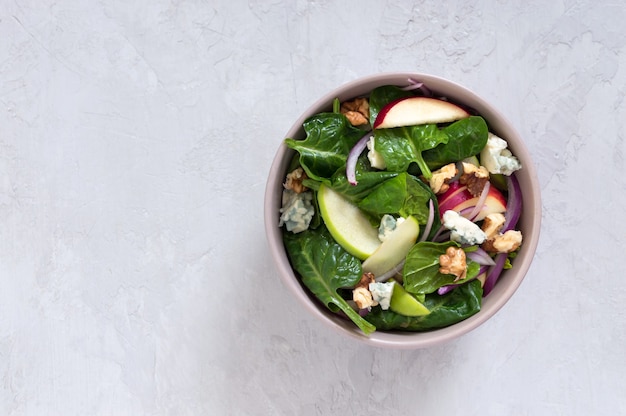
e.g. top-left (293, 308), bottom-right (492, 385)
top-left (328, 168), bottom-right (399, 203)
top-left (401, 174), bottom-right (434, 220)
top-left (373, 124), bottom-right (449, 178)
top-left (282, 226), bottom-right (376, 335)
top-left (402, 241), bottom-right (481, 295)
top-left (422, 116), bottom-right (489, 170)
top-left (357, 172), bottom-right (432, 224)
top-left (285, 113), bottom-right (365, 182)
top-left (364, 280), bottom-right (483, 331)
top-left (403, 241), bottom-right (459, 295)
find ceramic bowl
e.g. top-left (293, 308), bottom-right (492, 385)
top-left (264, 72), bottom-right (541, 349)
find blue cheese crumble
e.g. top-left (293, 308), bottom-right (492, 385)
top-left (368, 281), bottom-right (394, 310)
top-left (279, 189), bottom-right (314, 233)
top-left (442, 210), bottom-right (487, 245)
top-left (378, 214), bottom-right (405, 242)
top-left (480, 133), bottom-right (522, 175)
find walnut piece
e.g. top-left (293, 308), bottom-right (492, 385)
top-left (460, 162), bottom-right (490, 197)
top-left (439, 246), bottom-right (467, 282)
top-left (344, 111), bottom-right (368, 126)
top-left (284, 167), bottom-right (308, 194)
top-left (341, 97), bottom-right (370, 126)
top-left (481, 213), bottom-right (506, 240)
top-left (482, 230), bottom-right (523, 254)
top-left (356, 272), bottom-right (376, 289)
top-left (352, 272), bottom-right (377, 309)
top-left (353, 287), bottom-right (375, 310)
top-left (428, 163), bottom-right (458, 194)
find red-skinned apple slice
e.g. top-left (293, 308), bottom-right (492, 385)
top-left (437, 181), bottom-right (467, 207)
top-left (373, 96), bottom-right (470, 129)
top-left (438, 185), bottom-right (507, 221)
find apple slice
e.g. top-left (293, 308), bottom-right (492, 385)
top-left (390, 281), bottom-right (430, 317)
top-left (438, 185), bottom-right (472, 214)
top-left (362, 216), bottom-right (419, 277)
top-left (471, 188), bottom-right (507, 221)
top-left (438, 185), bottom-right (507, 221)
top-left (373, 96), bottom-right (470, 129)
top-left (317, 184), bottom-right (381, 260)
top-left (437, 181), bottom-right (467, 207)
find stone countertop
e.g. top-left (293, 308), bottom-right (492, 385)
top-left (1, 1), bottom-right (624, 415)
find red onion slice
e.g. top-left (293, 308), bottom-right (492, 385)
top-left (480, 174), bottom-right (522, 296)
top-left (437, 285), bottom-right (455, 295)
top-left (419, 199), bottom-right (435, 242)
top-left (482, 252), bottom-right (508, 296)
top-left (401, 80), bottom-right (424, 91)
top-left (401, 78), bottom-right (433, 96)
top-left (346, 132), bottom-right (372, 186)
top-left (466, 247), bottom-right (496, 266)
top-left (431, 225), bottom-right (449, 242)
top-left (502, 173), bottom-right (522, 232)
top-left (459, 206), bottom-right (475, 220)
top-left (467, 181), bottom-right (490, 221)
top-left (438, 265), bottom-right (489, 295)
top-left (449, 160), bottom-right (464, 182)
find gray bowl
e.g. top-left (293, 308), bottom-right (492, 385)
top-left (264, 72), bottom-right (541, 349)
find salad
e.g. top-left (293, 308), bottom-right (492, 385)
top-left (278, 79), bottom-right (523, 335)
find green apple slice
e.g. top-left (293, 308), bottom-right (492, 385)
top-left (390, 281), bottom-right (430, 317)
top-left (317, 183), bottom-right (381, 260)
top-left (362, 216), bottom-right (419, 277)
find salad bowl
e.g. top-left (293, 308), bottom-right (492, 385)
top-left (264, 72), bottom-right (541, 349)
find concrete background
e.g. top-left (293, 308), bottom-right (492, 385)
top-left (1, 0), bottom-right (624, 414)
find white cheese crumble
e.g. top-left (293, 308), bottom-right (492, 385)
top-left (279, 189), bottom-right (314, 233)
top-left (480, 133), bottom-right (522, 176)
top-left (442, 210), bottom-right (487, 245)
top-left (377, 214), bottom-right (405, 242)
top-left (369, 281), bottom-right (394, 310)
top-left (366, 136), bottom-right (387, 170)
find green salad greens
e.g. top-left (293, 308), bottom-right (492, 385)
top-left (278, 81), bottom-right (524, 335)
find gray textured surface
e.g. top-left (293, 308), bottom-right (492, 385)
top-left (1, 1), bottom-right (624, 414)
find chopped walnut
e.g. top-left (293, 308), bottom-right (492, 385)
top-left (356, 272), bottom-right (376, 289)
top-left (460, 162), bottom-right (490, 197)
top-left (428, 163), bottom-right (458, 194)
top-left (341, 97), bottom-right (370, 126)
top-left (344, 111), bottom-right (369, 126)
top-left (353, 287), bottom-right (376, 310)
top-left (439, 246), bottom-right (467, 282)
top-left (352, 272), bottom-right (377, 309)
top-left (481, 213), bottom-right (506, 240)
top-left (284, 167), bottom-right (308, 194)
top-left (482, 230), bottom-right (523, 254)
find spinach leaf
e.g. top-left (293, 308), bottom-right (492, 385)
top-left (373, 124), bottom-right (448, 179)
top-left (357, 172), bottom-right (432, 223)
top-left (304, 162), bottom-right (399, 204)
top-left (282, 226), bottom-right (376, 335)
top-left (364, 280), bottom-right (483, 331)
top-left (368, 86), bottom-right (415, 125)
top-left (403, 241), bottom-right (480, 295)
top-left (285, 113), bottom-right (365, 182)
top-left (328, 165), bottom-right (399, 203)
top-left (423, 116), bottom-right (489, 169)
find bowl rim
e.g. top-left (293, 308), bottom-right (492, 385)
top-left (264, 72), bottom-right (542, 349)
